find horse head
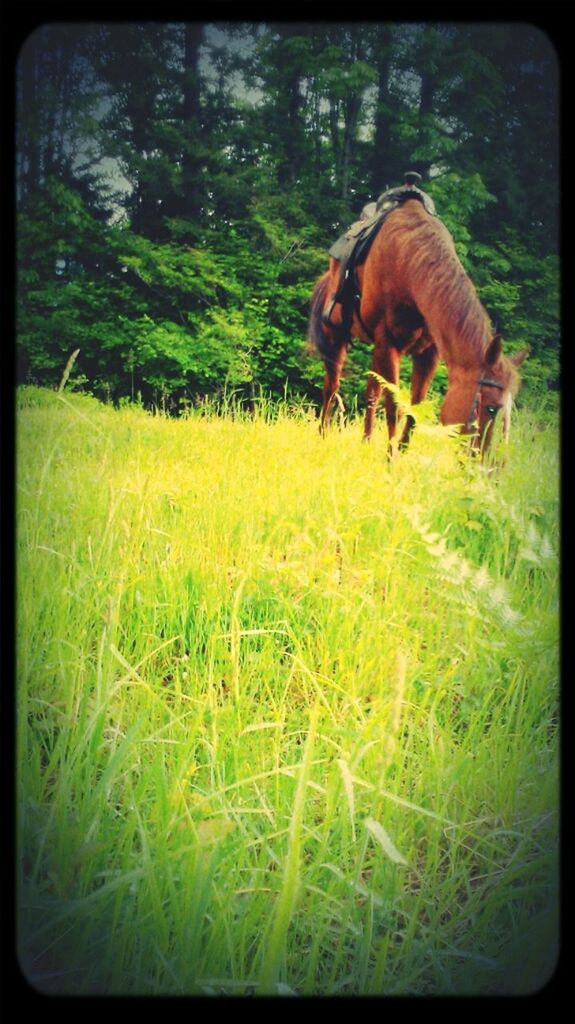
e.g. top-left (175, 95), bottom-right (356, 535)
top-left (440, 336), bottom-right (529, 452)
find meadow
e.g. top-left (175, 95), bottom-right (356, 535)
top-left (16, 385), bottom-right (560, 996)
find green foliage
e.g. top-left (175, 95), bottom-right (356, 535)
top-left (428, 172), bottom-right (497, 245)
top-left (16, 23), bottom-right (559, 409)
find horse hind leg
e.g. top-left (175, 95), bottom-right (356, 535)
top-left (320, 341), bottom-right (348, 435)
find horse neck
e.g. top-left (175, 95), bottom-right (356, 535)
top-left (397, 206), bottom-right (492, 370)
top-left (426, 259), bottom-right (491, 372)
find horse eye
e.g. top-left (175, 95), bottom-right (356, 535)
top-left (485, 405), bottom-right (498, 417)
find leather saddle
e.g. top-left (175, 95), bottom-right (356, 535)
top-left (323, 180), bottom-right (436, 335)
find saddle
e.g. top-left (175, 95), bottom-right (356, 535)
top-left (323, 179), bottom-right (436, 336)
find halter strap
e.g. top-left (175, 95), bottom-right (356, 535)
top-left (469, 376), bottom-right (506, 430)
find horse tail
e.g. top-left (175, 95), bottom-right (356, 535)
top-left (307, 272), bottom-right (332, 360)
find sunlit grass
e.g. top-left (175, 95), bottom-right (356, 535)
top-left (16, 386), bottom-right (559, 995)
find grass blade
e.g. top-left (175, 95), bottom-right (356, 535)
top-left (364, 817), bottom-right (409, 867)
top-left (258, 703), bottom-right (319, 993)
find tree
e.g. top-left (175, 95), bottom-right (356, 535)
top-left (92, 24), bottom-right (199, 239)
top-left (15, 20), bottom-right (560, 406)
top-left (254, 24), bottom-right (314, 189)
top-left (180, 23), bottom-right (204, 223)
top-left (368, 24), bottom-right (396, 195)
top-left (16, 25), bottom-right (108, 209)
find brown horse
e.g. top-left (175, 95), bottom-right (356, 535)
top-left (309, 199), bottom-right (528, 453)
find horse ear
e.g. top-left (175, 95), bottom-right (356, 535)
top-left (511, 347), bottom-right (529, 367)
top-left (485, 334), bottom-right (502, 366)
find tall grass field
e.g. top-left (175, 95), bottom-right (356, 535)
top-left (16, 385), bottom-right (559, 996)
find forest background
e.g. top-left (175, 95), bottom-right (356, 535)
top-left (15, 20), bottom-right (560, 414)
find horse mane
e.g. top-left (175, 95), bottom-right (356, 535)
top-left (383, 202), bottom-right (493, 365)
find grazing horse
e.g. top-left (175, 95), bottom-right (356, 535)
top-left (309, 199), bottom-right (528, 453)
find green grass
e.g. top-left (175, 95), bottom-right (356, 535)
top-left (16, 385), bottom-right (559, 996)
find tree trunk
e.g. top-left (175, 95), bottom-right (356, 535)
top-left (276, 27), bottom-right (306, 188)
top-left (370, 26), bottom-right (394, 195)
top-left (182, 23), bottom-right (203, 223)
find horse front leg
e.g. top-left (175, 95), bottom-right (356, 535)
top-left (320, 342), bottom-right (348, 436)
top-left (399, 343), bottom-right (439, 450)
top-left (364, 339), bottom-right (400, 449)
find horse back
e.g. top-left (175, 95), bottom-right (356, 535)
top-left (358, 200), bottom-right (488, 358)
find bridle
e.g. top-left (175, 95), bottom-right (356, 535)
top-left (469, 377), bottom-right (506, 435)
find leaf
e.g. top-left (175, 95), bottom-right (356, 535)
top-left (366, 371), bottom-right (400, 396)
top-left (364, 817), bottom-right (408, 866)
